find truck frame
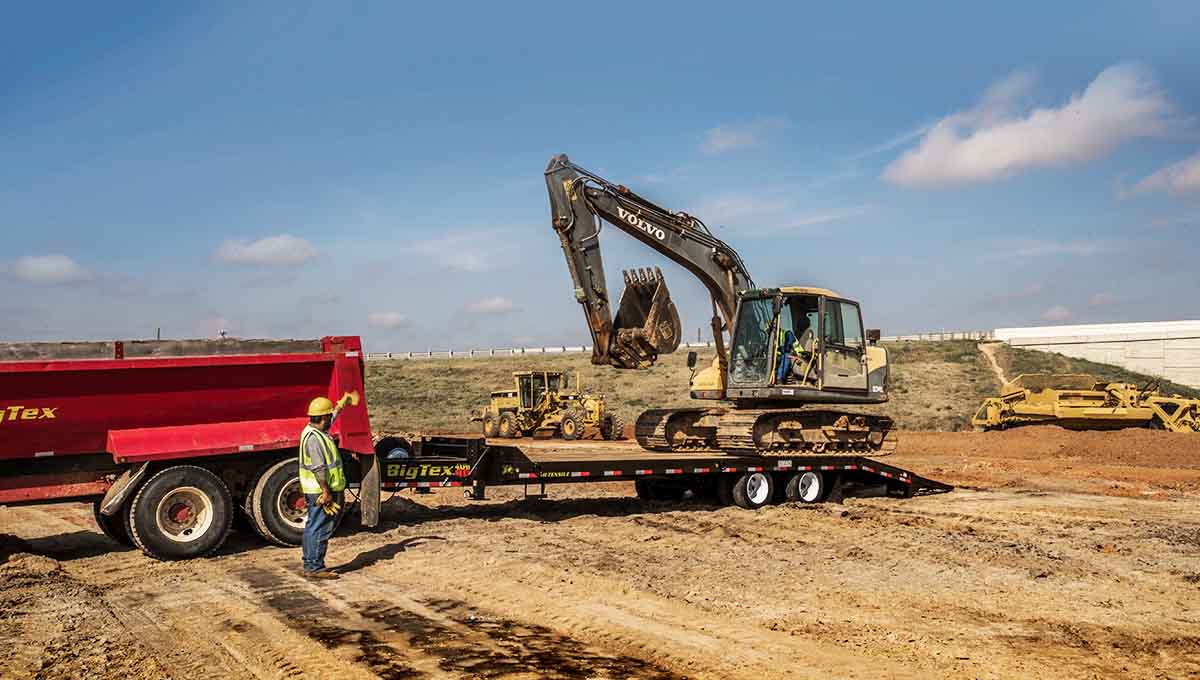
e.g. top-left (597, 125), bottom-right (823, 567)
top-left (1, 338), bottom-right (949, 560)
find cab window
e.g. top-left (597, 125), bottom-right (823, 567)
top-left (824, 301), bottom-right (863, 347)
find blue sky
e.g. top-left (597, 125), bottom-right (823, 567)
top-left (2, 2), bottom-right (1199, 350)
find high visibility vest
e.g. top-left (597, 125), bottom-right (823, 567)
top-left (298, 425), bottom-right (347, 494)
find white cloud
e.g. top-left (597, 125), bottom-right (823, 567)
top-left (884, 64), bottom-right (1176, 187)
top-left (8, 254), bottom-right (92, 285)
top-left (1132, 150), bottom-right (1200, 195)
top-left (216, 234), bottom-right (316, 265)
top-left (1089, 292), bottom-right (1115, 307)
top-left (367, 312), bottom-right (412, 329)
top-left (465, 296), bottom-right (516, 314)
top-left (1040, 305), bottom-right (1072, 322)
top-left (701, 118), bottom-right (786, 154)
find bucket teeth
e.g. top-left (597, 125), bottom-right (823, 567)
top-left (608, 267), bottom-right (682, 368)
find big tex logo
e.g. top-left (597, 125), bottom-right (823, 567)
top-left (0, 405), bottom-right (57, 424)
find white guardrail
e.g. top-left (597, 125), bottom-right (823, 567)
top-left (364, 331), bottom-right (995, 361)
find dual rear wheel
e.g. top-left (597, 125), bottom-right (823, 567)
top-left (717, 470), bottom-right (829, 510)
top-left (94, 458), bottom-right (345, 560)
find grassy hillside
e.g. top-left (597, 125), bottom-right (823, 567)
top-left (993, 345), bottom-right (1200, 398)
top-left (366, 340), bottom-right (1003, 434)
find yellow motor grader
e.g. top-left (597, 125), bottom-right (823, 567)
top-left (971, 374), bottom-right (1200, 433)
top-left (477, 370), bottom-right (625, 440)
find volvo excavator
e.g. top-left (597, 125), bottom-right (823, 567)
top-left (546, 154), bottom-right (894, 455)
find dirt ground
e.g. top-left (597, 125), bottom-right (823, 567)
top-left (3, 427), bottom-right (1200, 679)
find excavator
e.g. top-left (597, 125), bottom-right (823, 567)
top-left (545, 154), bottom-right (894, 455)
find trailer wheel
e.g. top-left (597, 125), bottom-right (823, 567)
top-left (600, 413), bottom-right (625, 441)
top-left (247, 458), bottom-right (345, 546)
top-left (92, 498), bottom-right (133, 547)
top-left (126, 465), bottom-right (233, 560)
top-left (498, 412), bottom-right (519, 438)
top-left (716, 475), bottom-right (735, 506)
top-left (732, 472), bottom-right (774, 510)
top-left (482, 410), bottom-right (500, 438)
top-left (560, 409), bottom-right (584, 440)
top-left (785, 471), bottom-right (826, 504)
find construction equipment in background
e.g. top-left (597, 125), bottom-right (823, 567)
top-left (971, 374), bottom-right (1200, 433)
top-left (545, 154), bottom-right (893, 455)
top-left (476, 370), bottom-right (625, 441)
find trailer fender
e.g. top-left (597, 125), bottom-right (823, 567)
top-left (99, 461), bottom-right (149, 516)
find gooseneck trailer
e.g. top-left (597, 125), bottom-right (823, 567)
top-left (0, 337), bottom-right (949, 559)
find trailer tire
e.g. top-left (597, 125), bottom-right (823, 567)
top-left (92, 498), bottom-right (133, 547)
top-left (560, 409), bottom-right (584, 441)
top-left (785, 471), bottom-right (826, 504)
top-left (126, 465), bottom-right (233, 560)
top-left (247, 458), bottom-right (345, 547)
top-left (716, 475), bottom-right (735, 506)
top-left (732, 472), bottom-right (774, 510)
top-left (600, 413), bottom-right (625, 441)
top-left (482, 410), bottom-right (500, 438)
top-left (498, 412), bottom-right (520, 439)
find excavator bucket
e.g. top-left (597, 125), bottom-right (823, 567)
top-left (608, 267), bottom-right (683, 369)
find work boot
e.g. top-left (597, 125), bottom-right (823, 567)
top-left (303, 569), bottom-right (339, 580)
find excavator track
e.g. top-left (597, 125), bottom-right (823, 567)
top-left (635, 408), bottom-right (723, 452)
top-left (636, 407), bottom-right (895, 457)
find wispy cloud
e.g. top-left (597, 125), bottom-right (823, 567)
top-left (409, 231), bottom-right (513, 273)
top-left (1089, 292), bottom-right (1115, 307)
top-left (464, 296), bottom-right (516, 314)
top-left (694, 193), bottom-right (870, 236)
top-left (216, 234), bottom-right (317, 266)
top-left (367, 312), bottom-right (413, 329)
top-left (6, 254), bottom-right (93, 285)
top-left (1131, 149), bottom-right (1200, 195)
top-left (701, 118), bottom-right (786, 154)
top-left (845, 121), bottom-right (935, 162)
top-left (1009, 240), bottom-right (1108, 258)
top-left (1040, 305), bottom-right (1072, 322)
top-left (884, 64), bottom-right (1178, 187)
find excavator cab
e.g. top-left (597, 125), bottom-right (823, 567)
top-left (718, 288), bottom-right (886, 404)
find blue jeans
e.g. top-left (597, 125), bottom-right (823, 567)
top-left (301, 492), bottom-right (339, 572)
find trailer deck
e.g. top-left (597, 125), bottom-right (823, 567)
top-left (377, 436), bottom-right (952, 505)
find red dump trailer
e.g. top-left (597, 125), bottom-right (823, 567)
top-left (1, 337), bottom-right (950, 560)
top-left (0, 337), bottom-right (381, 559)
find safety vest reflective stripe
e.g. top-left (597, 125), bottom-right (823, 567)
top-left (298, 425), bottom-right (347, 493)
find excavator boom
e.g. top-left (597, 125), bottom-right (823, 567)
top-left (545, 154), bottom-right (753, 369)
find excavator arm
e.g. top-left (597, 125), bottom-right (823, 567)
top-left (545, 154), bottom-right (754, 369)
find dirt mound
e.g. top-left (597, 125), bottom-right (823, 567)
top-left (900, 427), bottom-right (1200, 469)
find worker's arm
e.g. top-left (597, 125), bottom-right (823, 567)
top-left (303, 437), bottom-right (334, 505)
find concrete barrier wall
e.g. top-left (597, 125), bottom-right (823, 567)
top-left (994, 321), bottom-right (1200, 388)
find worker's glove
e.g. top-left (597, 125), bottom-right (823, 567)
top-left (322, 502), bottom-right (341, 516)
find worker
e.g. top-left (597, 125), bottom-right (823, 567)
top-left (299, 396), bottom-right (347, 579)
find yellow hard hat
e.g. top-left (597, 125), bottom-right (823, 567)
top-left (307, 397), bottom-right (335, 417)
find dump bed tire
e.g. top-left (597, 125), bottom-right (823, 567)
top-left (92, 498), bottom-right (133, 547)
top-left (785, 471), bottom-right (826, 504)
top-left (126, 465), bottom-right (233, 560)
top-left (732, 472), bottom-right (774, 510)
top-left (248, 458), bottom-right (330, 546)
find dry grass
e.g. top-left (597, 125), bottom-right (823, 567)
top-left (366, 340), bottom-right (1004, 434)
top-left (993, 345), bottom-right (1200, 399)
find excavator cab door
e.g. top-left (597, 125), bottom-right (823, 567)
top-left (820, 297), bottom-right (868, 392)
